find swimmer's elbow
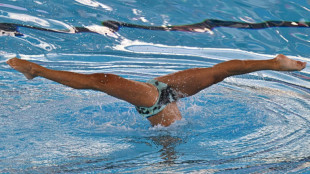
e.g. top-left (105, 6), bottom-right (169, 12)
top-left (87, 73), bottom-right (121, 91)
top-left (86, 73), bottom-right (109, 90)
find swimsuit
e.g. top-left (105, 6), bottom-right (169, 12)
top-left (136, 79), bottom-right (178, 118)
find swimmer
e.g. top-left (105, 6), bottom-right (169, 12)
top-left (7, 55), bottom-right (307, 126)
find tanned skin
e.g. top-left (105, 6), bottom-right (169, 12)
top-left (7, 54), bottom-right (307, 126)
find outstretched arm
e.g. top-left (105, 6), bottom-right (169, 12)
top-left (155, 54), bottom-right (307, 98)
top-left (6, 55), bottom-right (306, 106)
top-left (6, 58), bottom-right (158, 107)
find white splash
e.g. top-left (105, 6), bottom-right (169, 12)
top-left (75, 0), bottom-right (112, 11)
top-left (21, 35), bottom-right (57, 51)
top-left (85, 25), bottom-right (119, 38)
top-left (48, 19), bottom-right (76, 33)
top-left (192, 27), bottom-right (214, 34)
top-left (0, 30), bottom-right (18, 36)
top-left (132, 9), bottom-right (149, 23)
top-left (113, 38), bottom-right (270, 61)
top-left (0, 11), bottom-right (50, 27)
top-left (0, 3), bottom-right (27, 11)
top-left (132, 9), bottom-right (142, 15)
top-left (34, 1), bottom-right (43, 5)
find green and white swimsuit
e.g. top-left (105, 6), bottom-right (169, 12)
top-left (135, 79), bottom-right (178, 118)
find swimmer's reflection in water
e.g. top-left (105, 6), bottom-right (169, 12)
top-left (7, 54), bottom-right (307, 126)
top-left (102, 19), bottom-right (310, 33)
top-left (150, 135), bottom-right (182, 165)
top-left (1, 19), bottom-right (310, 36)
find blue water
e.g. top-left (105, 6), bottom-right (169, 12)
top-left (1, 0), bottom-right (310, 173)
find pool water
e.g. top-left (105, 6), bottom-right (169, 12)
top-left (1, 0), bottom-right (310, 173)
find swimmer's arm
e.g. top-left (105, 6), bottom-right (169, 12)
top-left (6, 58), bottom-right (157, 107)
top-left (155, 55), bottom-right (306, 98)
top-left (34, 66), bottom-right (158, 107)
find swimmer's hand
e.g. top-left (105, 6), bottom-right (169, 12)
top-left (275, 54), bottom-right (307, 71)
top-left (7, 58), bottom-right (38, 80)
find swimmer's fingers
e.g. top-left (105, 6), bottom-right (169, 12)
top-left (275, 54), bottom-right (307, 71)
top-left (297, 61), bottom-right (307, 70)
top-left (6, 57), bottom-right (20, 67)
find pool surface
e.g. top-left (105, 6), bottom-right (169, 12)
top-left (1, 0), bottom-right (310, 173)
